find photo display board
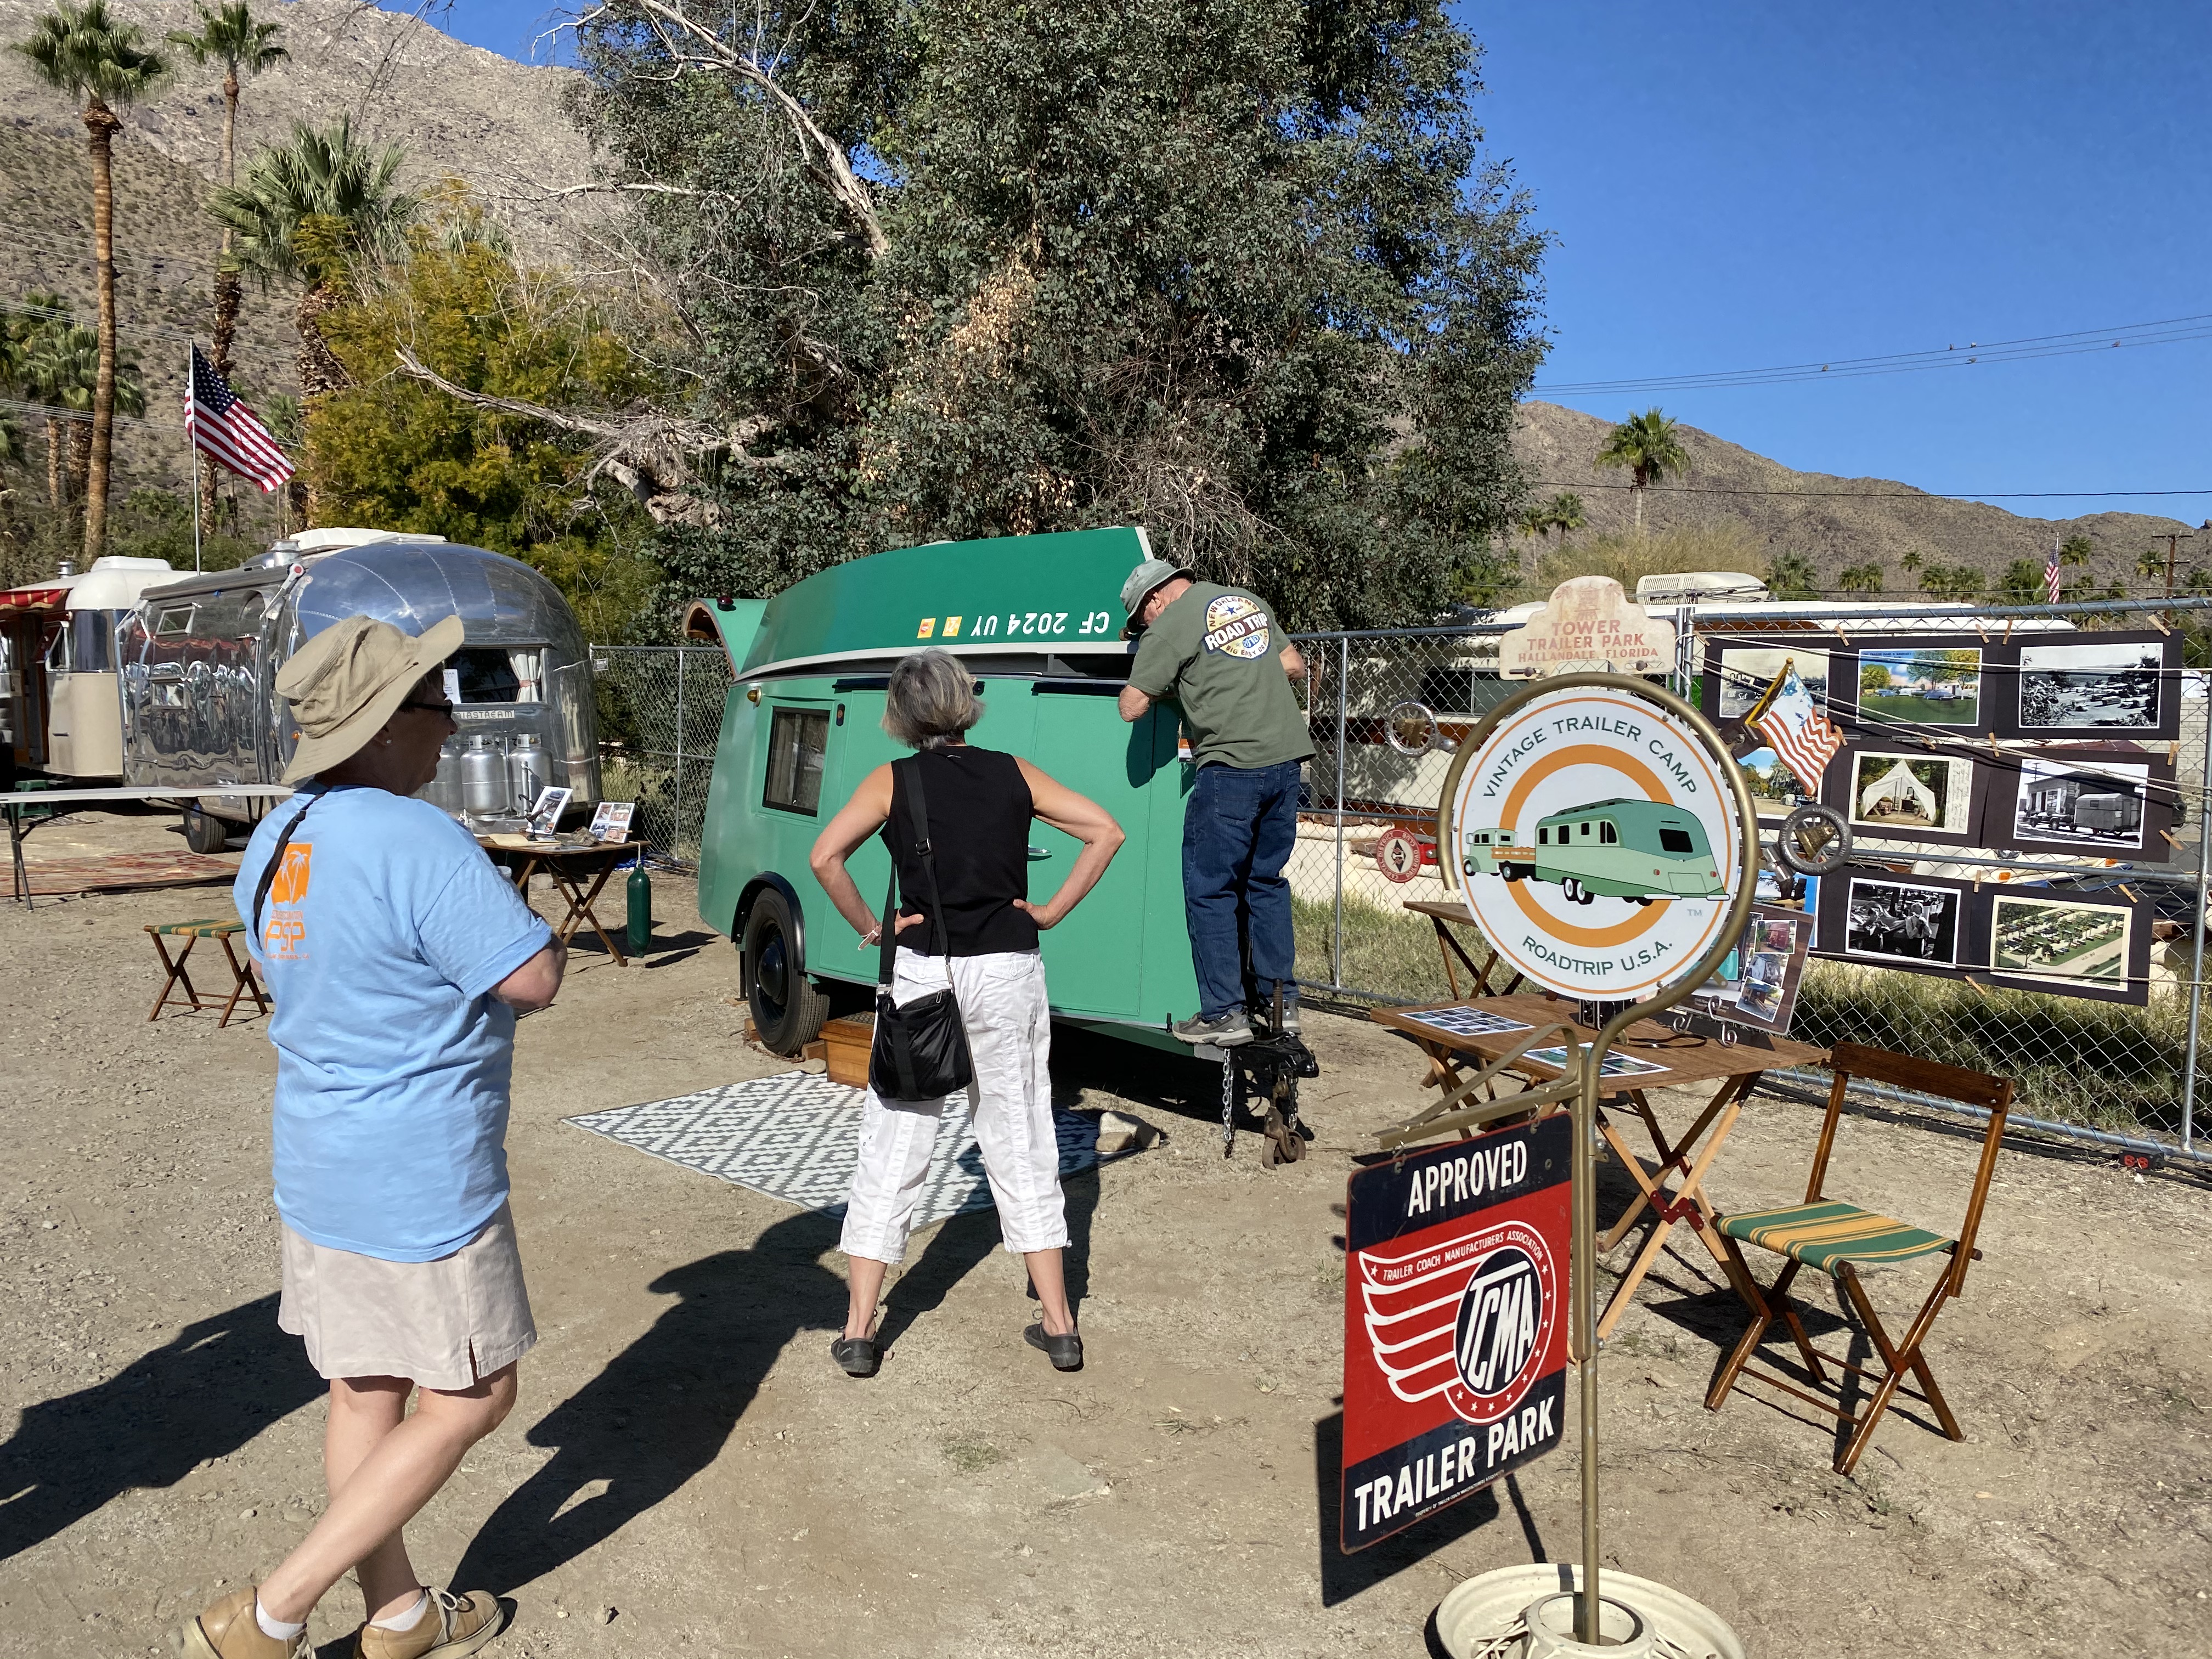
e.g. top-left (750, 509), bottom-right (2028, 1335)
top-left (1816, 867), bottom-right (2151, 1007)
top-left (1822, 742), bottom-right (1990, 849)
top-left (1700, 634), bottom-right (1846, 743)
top-left (1991, 630), bottom-right (2182, 743)
top-left (1341, 1115), bottom-right (1570, 1553)
top-left (1986, 745), bottom-right (2176, 859)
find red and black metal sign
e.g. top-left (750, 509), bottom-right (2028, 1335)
top-left (1341, 1114), bottom-right (1571, 1551)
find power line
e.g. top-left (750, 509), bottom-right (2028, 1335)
top-left (1533, 311), bottom-right (2212, 396)
top-left (1535, 479), bottom-right (2212, 501)
top-left (0, 395), bottom-right (181, 430)
top-left (0, 300), bottom-right (199, 346)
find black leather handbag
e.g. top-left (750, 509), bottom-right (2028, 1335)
top-left (868, 757), bottom-right (975, 1102)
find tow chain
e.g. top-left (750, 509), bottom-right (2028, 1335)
top-left (1220, 1054), bottom-right (1237, 1156)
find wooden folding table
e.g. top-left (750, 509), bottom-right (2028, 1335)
top-left (1400, 898), bottom-right (1526, 1002)
top-left (1372, 994), bottom-right (1828, 1338)
top-left (483, 837), bottom-right (634, 967)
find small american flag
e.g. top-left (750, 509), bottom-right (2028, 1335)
top-left (185, 346), bottom-right (294, 492)
top-left (1752, 663), bottom-right (1844, 795)
top-left (2045, 537), bottom-right (2062, 604)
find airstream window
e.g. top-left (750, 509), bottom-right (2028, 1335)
top-left (1658, 826), bottom-right (1695, 854)
top-left (1577, 821), bottom-right (1590, 838)
top-left (1537, 826), bottom-right (1550, 845)
top-left (450, 647), bottom-right (522, 703)
top-left (153, 605), bottom-right (195, 638)
top-left (1600, 820), bottom-right (1618, 844)
top-left (764, 707), bottom-right (830, 815)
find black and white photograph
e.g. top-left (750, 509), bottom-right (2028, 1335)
top-left (2008, 755), bottom-right (2154, 852)
top-left (2016, 640), bottom-right (2166, 732)
top-left (1842, 877), bottom-right (1960, 967)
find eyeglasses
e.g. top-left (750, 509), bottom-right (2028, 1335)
top-left (399, 698), bottom-right (456, 716)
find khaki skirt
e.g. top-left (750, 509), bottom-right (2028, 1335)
top-left (278, 1203), bottom-right (537, 1391)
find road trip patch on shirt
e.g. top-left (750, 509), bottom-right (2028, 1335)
top-left (1203, 593), bottom-right (1272, 659)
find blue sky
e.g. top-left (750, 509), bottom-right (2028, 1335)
top-left (438, 1), bottom-right (2210, 523)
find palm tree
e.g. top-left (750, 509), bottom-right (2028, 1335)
top-left (2058, 533), bottom-right (2092, 569)
top-left (1766, 551), bottom-right (1816, 600)
top-left (16, 316), bottom-right (97, 510)
top-left (167, 3), bottom-right (285, 384)
top-left (1999, 558), bottom-right (2044, 605)
top-left (12, 1), bottom-right (168, 560)
top-left (2136, 545), bottom-right (2169, 591)
top-left (1595, 408), bottom-right (1691, 534)
top-left (1544, 490), bottom-right (1585, 545)
top-left (208, 117), bottom-right (418, 518)
top-left (1836, 560), bottom-right (1884, 595)
top-left (1899, 551), bottom-right (1923, 577)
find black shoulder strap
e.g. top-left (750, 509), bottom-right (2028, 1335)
top-left (250, 792), bottom-right (322, 942)
top-left (904, 754), bottom-right (954, 960)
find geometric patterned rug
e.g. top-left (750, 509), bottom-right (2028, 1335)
top-left (564, 1071), bottom-right (1135, 1231)
top-left (19, 848), bottom-right (241, 896)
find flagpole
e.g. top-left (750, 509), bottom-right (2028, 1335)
top-left (188, 345), bottom-right (203, 573)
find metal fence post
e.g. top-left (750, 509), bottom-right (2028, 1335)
top-left (1333, 635), bottom-right (1348, 991)
top-left (2183, 689), bottom-right (2211, 1153)
top-left (673, 652), bottom-right (687, 860)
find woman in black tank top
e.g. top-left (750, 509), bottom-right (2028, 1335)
top-left (810, 651), bottom-right (1126, 1379)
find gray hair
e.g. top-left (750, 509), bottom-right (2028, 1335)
top-left (883, 649), bottom-right (984, 749)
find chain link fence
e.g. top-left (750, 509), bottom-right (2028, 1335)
top-left (1292, 597), bottom-right (2212, 1154)
top-left (588, 645), bottom-right (733, 862)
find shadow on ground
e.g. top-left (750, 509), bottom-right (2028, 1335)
top-left (0, 1292), bottom-right (323, 1562)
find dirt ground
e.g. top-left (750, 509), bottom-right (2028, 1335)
top-left (2, 806), bottom-right (2208, 1658)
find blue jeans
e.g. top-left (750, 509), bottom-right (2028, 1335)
top-left (1183, 760), bottom-right (1301, 1019)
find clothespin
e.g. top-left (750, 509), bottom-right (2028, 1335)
top-left (1964, 976), bottom-right (1989, 996)
top-left (2121, 884), bottom-right (2142, 904)
top-left (1987, 731), bottom-right (2001, 762)
top-left (2163, 829), bottom-right (2183, 851)
top-left (2151, 613), bottom-right (2170, 635)
top-left (1973, 620), bottom-right (1988, 642)
top-left (2003, 618), bottom-right (2015, 641)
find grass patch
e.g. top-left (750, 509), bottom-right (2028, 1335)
top-left (1294, 893), bottom-right (1466, 1005)
top-left (940, 1432), bottom-right (1006, 1475)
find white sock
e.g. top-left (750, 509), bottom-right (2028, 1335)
top-left (372, 1590), bottom-right (431, 1632)
top-left (254, 1596), bottom-right (307, 1642)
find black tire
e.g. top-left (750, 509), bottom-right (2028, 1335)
top-left (742, 887), bottom-right (829, 1056)
top-left (182, 805), bottom-right (229, 854)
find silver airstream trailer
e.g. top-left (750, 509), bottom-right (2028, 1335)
top-left (118, 531), bottom-right (600, 851)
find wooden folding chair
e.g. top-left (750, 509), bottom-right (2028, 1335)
top-left (1703, 1042), bottom-right (2011, 1475)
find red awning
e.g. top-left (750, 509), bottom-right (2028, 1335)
top-left (0, 585), bottom-right (70, 614)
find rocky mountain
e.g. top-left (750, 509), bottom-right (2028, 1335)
top-left (1514, 400), bottom-right (2202, 597)
top-left (0, 0), bottom-right (594, 505)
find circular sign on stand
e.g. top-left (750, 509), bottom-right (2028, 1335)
top-left (1437, 685), bottom-right (1743, 1001)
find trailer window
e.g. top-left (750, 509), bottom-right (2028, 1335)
top-left (1577, 821), bottom-right (1590, 838)
top-left (153, 605), bottom-right (195, 638)
top-left (450, 647), bottom-right (522, 703)
top-left (764, 707), bottom-right (830, 815)
top-left (1658, 827), bottom-right (1694, 854)
top-left (1537, 826), bottom-right (1549, 845)
top-left (1600, 820), bottom-right (1617, 844)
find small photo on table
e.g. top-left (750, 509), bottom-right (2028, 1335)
top-left (1522, 1046), bottom-right (1671, 1079)
top-left (1402, 1006), bottom-right (1533, 1039)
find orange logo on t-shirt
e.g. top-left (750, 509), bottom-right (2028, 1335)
top-left (270, 843), bottom-right (312, 903)
top-left (264, 842), bottom-right (311, 959)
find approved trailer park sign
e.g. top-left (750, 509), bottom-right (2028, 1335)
top-left (1341, 1115), bottom-right (1571, 1550)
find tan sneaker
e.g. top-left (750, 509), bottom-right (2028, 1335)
top-left (173, 1587), bottom-right (306, 1659)
top-left (356, 1588), bottom-right (508, 1659)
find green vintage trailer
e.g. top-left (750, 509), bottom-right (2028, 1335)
top-left (1527, 798), bottom-right (1725, 905)
top-left (692, 526), bottom-right (1203, 1056)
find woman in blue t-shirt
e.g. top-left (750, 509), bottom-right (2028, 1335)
top-left (180, 614), bottom-right (563, 1659)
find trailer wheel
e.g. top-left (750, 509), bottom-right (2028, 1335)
top-left (742, 888), bottom-right (828, 1056)
top-left (182, 805), bottom-right (229, 855)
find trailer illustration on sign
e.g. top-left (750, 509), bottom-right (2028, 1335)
top-left (1463, 800), bottom-right (1723, 905)
top-left (1342, 1115), bottom-right (1571, 1551)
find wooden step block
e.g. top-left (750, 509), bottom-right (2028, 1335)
top-left (821, 1014), bottom-right (875, 1088)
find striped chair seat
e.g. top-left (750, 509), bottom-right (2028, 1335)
top-left (147, 918), bottom-right (245, 938)
top-left (1718, 1200), bottom-right (1954, 1277)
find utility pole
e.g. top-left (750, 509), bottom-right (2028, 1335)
top-left (2160, 522), bottom-right (2209, 601)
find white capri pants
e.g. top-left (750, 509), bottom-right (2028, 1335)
top-left (840, 946), bottom-right (1068, 1266)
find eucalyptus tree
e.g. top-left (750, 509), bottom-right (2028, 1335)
top-left (168, 2), bottom-right (287, 381)
top-left (12, 0), bottom-right (168, 558)
top-left (1595, 408), bottom-right (1690, 534)
top-left (559, 0), bottom-right (1548, 627)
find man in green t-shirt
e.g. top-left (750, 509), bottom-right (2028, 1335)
top-left (1118, 558), bottom-right (1314, 1046)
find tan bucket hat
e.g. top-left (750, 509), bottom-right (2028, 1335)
top-left (276, 612), bottom-right (465, 783)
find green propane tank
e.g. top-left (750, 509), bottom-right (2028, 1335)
top-left (627, 850), bottom-right (652, 958)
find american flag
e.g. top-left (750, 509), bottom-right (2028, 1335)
top-left (185, 346), bottom-right (294, 492)
top-left (1752, 663), bottom-right (1844, 795)
top-left (2044, 536), bottom-right (2062, 604)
